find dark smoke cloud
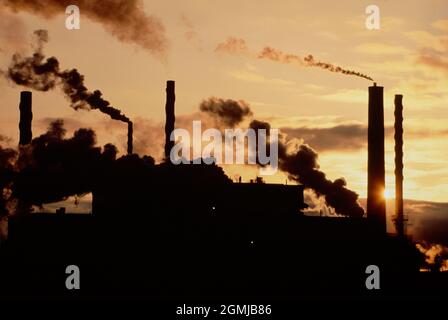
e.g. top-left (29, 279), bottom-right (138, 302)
top-left (205, 98), bottom-right (365, 218)
top-left (277, 143), bottom-right (364, 218)
top-left (6, 30), bottom-right (131, 124)
top-left (249, 119), bottom-right (271, 131)
top-left (216, 37), bottom-right (374, 81)
top-left (13, 119), bottom-right (118, 206)
top-left (0, 0), bottom-right (168, 56)
top-left (199, 97), bottom-right (252, 128)
top-left (0, 118), bottom-right (230, 236)
top-left (0, 144), bottom-right (17, 220)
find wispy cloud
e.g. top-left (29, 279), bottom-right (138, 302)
top-left (317, 88), bottom-right (367, 104)
top-left (226, 68), bottom-right (295, 86)
top-left (355, 42), bottom-right (410, 55)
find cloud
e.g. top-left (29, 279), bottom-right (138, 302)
top-left (432, 19), bottom-right (448, 32)
top-left (406, 25), bottom-right (448, 74)
top-left (180, 14), bottom-right (202, 51)
top-left (227, 69), bottom-right (295, 86)
top-left (281, 124), bottom-right (367, 152)
top-left (281, 122), bottom-right (448, 153)
top-left (404, 200), bottom-right (448, 246)
top-left (417, 49), bottom-right (448, 72)
top-left (355, 43), bottom-right (410, 55)
top-left (0, 6), bottom-right (27, 52)
top-left (346, 16), bottom-right (405, 34)
top-left (318, 88), bottom-right (367, 104)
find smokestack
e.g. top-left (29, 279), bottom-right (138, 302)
top-left (164, 80), bottom-right (175, 159)
top-left (19, 91), bottom-right (32, 145)
top-left (127, 121), bottom-right (133, 155)
top-left (367, 83), bottom-right (386, 234)
top-left (394, 95), bottom-right (405, 237)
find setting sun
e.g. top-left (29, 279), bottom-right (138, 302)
top-left (384, 188), bottom-right (393, 200)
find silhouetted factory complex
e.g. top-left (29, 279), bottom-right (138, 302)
top-left (1, 81), bottom-right (444, 301)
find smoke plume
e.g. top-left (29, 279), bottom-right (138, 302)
top-left (216, 37), bottom-right (373, 81)
top-left (199, 97), bottom-right (252, 128)
top-left (205, 98), bottom-right (365, 218)
top-left (0, 144), bottom-right (17, 221)
top-left (13, 120), bottom-right (116, 205)
top-left (180, 14), bottom-right (202, 51)
top-left (416, 242), bottom-right (448, 272)
top-left (0, 0), bottom-right (167, 56)
top-left (277, 143), bottom-right (364, 218)
top-left (7, 30), bottom-right (131, 125)
top-left (215, 37), bottom-right (248, 54)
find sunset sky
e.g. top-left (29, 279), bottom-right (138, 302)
top-left (0, 0), bottom-right (447, 203)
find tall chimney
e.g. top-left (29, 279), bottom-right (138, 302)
top-left (367, 83), bottom-right (386, 234)
top-left (19, 91), bottom-right (33, 145)
top-left (394, 95), bottom-right (405, 237)
top-left (164, 80), bottom-right (175, 159)
top-left (127, 121), bottom-right (133, 155)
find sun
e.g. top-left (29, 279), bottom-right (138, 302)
top-left (383, 188), bottom-right (393, 199)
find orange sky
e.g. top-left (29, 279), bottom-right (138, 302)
top-left (0, 0), bottom-right (447, 202)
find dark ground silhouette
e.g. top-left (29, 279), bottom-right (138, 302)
top-left (0, 83), bottom-right (447, 303)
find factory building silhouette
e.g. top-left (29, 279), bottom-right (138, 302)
top-left (0, 81), bottom-right (434, 300)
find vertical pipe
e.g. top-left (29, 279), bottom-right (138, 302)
top-left (127, 121), bottom-right (133, 155)
top-left (394, 94), bottom-right (404, 237)
top-left (17, 91), bottom-right (33, 216)
top-left (164, 80), bottom-right (176, 159)
top-left (367, 83), bottom-right (386, 234)
top-left (19, 91), bottom-right (33, 146)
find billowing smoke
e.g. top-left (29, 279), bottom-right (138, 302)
top-left (199, 97), bottom-right (252, 128)
top-left (277, 143), bottom-right (364, 218)
top-left (6, 30), bottom-right (132, 126)
top-left (0, 0), bottom-right (167, 56)
top-left (206, 98), bottom-right (365, 218)
top-left (416, 242), bottom-right (448, 272)
top-left (14, 120), bottom-right (117, 206)
top-left (0, 144), bottom-right (17, 222)
top-left (216, 37), bottom-right (373, 81)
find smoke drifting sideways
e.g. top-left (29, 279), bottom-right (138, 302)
top-left (216, 37), bottom-right (374, 81)
top-left (0, 0), bottom-right (167, 57)
top-left (6, 30), bottom-right (132, 129)
top-left (203, 98), bottom-right (365, 218)
top-left (200, 97), bottom-right (252, 128)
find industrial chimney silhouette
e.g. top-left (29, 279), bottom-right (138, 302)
top-left (19, 91), bottom-right (33, 146)
top-left (127, 121), bottom-right (133, 155)
top-left (164, 80), bottom-right (175, 159)
top-left (394, 94), bottom-right (405, 237)
top-left (367, 83), bottom-right (386, 234)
